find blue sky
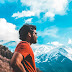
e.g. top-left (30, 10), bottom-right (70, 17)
top-left (0, 0), bottom-right (72, 52)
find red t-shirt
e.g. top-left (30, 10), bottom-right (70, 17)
top-left (13, 41), bottom-right (36, 72)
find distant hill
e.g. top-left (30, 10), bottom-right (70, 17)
top-left (0, 45), bottom-right (42, 72)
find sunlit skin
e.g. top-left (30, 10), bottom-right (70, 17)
top-left (31, 30), bottom-right (38, 44)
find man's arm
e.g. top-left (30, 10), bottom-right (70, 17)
top-left (10, 52), bottom-right (26, 72)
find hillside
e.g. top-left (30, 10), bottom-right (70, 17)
top-left (0, 55), bottom-right (13, 72)
top-left (0, 45), bottom-right (13, 72)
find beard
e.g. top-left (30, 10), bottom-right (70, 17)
top-left (30, 36), bottom-right (37, 44)
top-left (30, 38), bottom-right (37, 44)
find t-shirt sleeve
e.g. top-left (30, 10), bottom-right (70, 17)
top-left (15, 43), bottom-right (29, 58)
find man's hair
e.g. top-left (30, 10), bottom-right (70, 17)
top-left (19, 23), bottom-right (36, 41)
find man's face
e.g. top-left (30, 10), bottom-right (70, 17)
top-left (31, 30), bottom-right (37, 44)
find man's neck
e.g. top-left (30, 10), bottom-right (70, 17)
top-left (26, 40), bottom-right (32, 45)
top-left (22, 40), bottom-right (31, 46)
top-left (27, 41), bottom-right (31, 45)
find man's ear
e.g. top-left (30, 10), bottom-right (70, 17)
top-left (28, 32), bottom-right (31, 38)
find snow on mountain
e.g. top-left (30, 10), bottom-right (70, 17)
top-left (32, 44), bottom-right (72, 72)
top-left (33, 44), bottom-right (72, 62)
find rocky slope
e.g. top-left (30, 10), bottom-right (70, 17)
top-left (0, 45), bottom-right (13, 59)
top-left (0, 55), bottom-right (13, 72)
top-left (0, 45), bottom-right (13, 72)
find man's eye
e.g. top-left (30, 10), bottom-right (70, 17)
top-left (35, 33), bottom-right (37, 35)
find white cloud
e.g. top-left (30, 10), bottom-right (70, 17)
top-left (50, 41), bottom-right (63, 46)
top-left (0, 18), bottom-right (19, 44)
top-left (25, 18), bottom-right (32, 23)
top-left (68, 39), bottom-right (72, 44)
top-left (44, 12), bottom-right (55, 21)
top-left (20, 0), bottom-right (69, 20)
top-left (12, 11), bottom-right (35, 19)
top-left (37, 26), bottom-right (58, 37)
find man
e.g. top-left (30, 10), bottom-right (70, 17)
top-left (10, 24), bottom-right (37, 72)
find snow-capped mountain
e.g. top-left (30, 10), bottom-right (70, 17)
top-left (33, 45), bottom-right (72, 72)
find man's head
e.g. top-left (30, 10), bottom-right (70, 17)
top-left (19, 23), bottom-right (37, 44)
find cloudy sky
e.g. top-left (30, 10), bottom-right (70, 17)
top-left (0, 0), bottom-right (72, 51)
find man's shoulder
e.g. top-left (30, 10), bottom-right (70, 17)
top-left (15, 41), bottom-right (30, 52)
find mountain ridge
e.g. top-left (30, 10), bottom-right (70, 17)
top-left (35, 46), bottom-right (72, 72)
